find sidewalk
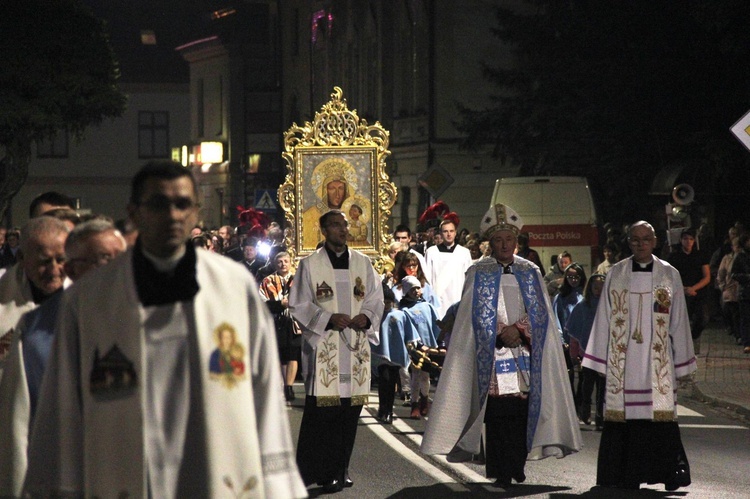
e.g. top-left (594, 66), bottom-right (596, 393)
top-left (679, 321), bottom-right (750, 421)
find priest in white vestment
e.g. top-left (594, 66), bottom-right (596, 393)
top-left (0, 220), bottom-right (126, 498)
top-left (290, 210), bottom-right (384, 494)
top-left (23, 161), bottom-right (306, 498)
top-left (424, 218), bottom-right (472, 317)
top-left (583, 220), bottom-right (696, 491)
top-left (0, 217), bottom-right (70, 381)
top-left (422, 204), bottom-right (581, 489)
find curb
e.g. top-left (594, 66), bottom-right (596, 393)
top-left (684, 383), bottom-right (750, 422)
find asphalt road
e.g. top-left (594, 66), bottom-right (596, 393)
top-left (286, 386), bottom-right (750, 498)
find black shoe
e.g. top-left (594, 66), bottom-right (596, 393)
top-left (492, 478), bottom-right (511, 489)
top-left (513, 472), bottom-right (526, 483)
top-left (344, 473), bottom-right (353, 488)
top-left (321, 479), bottom-right (343, 493)
top-left (665, 467), bottom-right (690, 491)
top-left (384, 412), bottom-right (393, 424)
top-left (284, 385), bottom-right (295, 402)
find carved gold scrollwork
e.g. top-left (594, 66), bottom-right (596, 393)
top-left (278, 87), bottom-right (396, 267)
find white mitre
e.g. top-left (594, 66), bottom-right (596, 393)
top-left (479, 203), bottom-right (524, 238)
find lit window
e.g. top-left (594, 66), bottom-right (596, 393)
top-left (141, 30), bottom-right (156, 45)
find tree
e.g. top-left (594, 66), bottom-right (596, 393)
top-left (457, 1), bottom-right (750, 225)
top-left (0, 0), bottom-right (126, 221)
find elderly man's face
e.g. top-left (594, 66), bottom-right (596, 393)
top-left (64, 230), bottom-right (126, 281)
top-left (628, 224), bottom-right (657, 263)
top-left (490, 230), bottom-right (517, 265)
top-left (22, 230), bottom-right (68, 295)
top-left (326, 180), bottom-right (347, 209)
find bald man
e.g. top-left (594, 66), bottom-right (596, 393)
top-left (0, 218), bottom-right (70, 379)
top-left (0, 219), bottom-right (126, 496)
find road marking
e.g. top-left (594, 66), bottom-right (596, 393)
top-left (679, 424), bottom-right (747, 430)
top-left (364, 409), bottom-right (458, 483)
top-left (365, 402), bottom-right (492, 485)
top-left (677, 404), bottom-right (704, 417)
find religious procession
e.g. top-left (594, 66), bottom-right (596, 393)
top-left (3, 81), bottom-right (727, 499)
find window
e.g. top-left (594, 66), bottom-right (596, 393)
top-left (138, 111), bottom-right (169, 158)
top-left (37, 130), bottom-right (69, 158)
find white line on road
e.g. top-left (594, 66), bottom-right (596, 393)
top-left (363, 409), bottom-right (458, 483)
top-left (679, 424), bottom-right (747, 430)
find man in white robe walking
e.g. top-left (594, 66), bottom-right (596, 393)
top-left (422, 204), bottom-right (581, 489)
top-left (0, 217), bottom-right (70, 380)
top-left (290, 210), bottom-right (383, 494)
top-left (0, 219), bottom-right (126, 497)
top-left (424, 217), bottom-right (472, 316)
top-left (24, 161), bottom-right (306, 498)
top-left (583, 220), bottom-right (696, 491)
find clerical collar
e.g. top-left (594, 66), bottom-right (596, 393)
top-left (29, 281), bottom-right (63, 305)
top-left (632, 259), bottom-right (654, 272)
top-left (141, 245), bottom-right (186, 273)
top-left (496, 260), bottom-right (514, 274)
top-left (133, 239), bottom-right (200, 306)
top-left (437, 243), bottom-right (456, 253)
top-left (324, 245), bottom-right (349, 269)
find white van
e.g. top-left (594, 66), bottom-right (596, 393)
top-left (490, 176), bottom-right (600, 277)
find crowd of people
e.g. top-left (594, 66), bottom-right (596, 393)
top-left (1, 163), bottom-right (738, 495)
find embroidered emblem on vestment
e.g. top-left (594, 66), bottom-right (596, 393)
top-left (353, 277), bottom-right (365, 301)
top-left (316, 281), bottom-right (334, 300)
top-left (90, 343), bottom-right (138, 399)
top-left (208, 322), bottom-right (247, 388)
top-left (223, 474), bottom-right (258, 497)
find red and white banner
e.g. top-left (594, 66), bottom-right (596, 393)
top-left (523, 224), bottom-right (599, 247)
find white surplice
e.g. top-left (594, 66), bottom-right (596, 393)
top-left (23, 247), bottom-right (306, 498)
top-left (424, 244), bottom-right (472, 317)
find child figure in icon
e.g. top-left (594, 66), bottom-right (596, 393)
top-left (209, 322), bottom-right (246, 387)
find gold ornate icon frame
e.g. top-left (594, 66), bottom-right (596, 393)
top-left (279, 87), bottom-right (397, 266)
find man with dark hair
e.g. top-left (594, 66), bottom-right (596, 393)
top-left (666, 227), bottom-right (711, 353)
top-left (241, 236), bottom-right (265, 279)
top-left (424, 218), bottom-right (472, 316)
top-left (28, 192), bottom-right (76, 218)
top-left (24, 160), bottom-right (305, 498)
top-left (291, 209), bottom-right (384, 493)
top-left (545, 250), bottom-right (573, 297)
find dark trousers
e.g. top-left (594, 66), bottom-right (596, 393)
top-left (685, 293), bottom-right (709, 339)
top-left (484, 396), bottom-right (529, 481)
top-left (722, 301), bottom-right (740, 339)
top-left (296, 396), bottom-right (362, 485)
top-left (377, 364), bottom-right (400, 417)
top-left (579, 367), bottom-right (604, 425)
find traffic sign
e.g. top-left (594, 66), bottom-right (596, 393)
top-left (255, 190), bottom-right (277, 211)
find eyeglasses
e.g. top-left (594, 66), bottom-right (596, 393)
top-left (404, 263), bottom-right (419, 269)
top-left (139, 195), bottom-right (199, 212)
top-left (628, 237), bottom-right (654, 245)
top-left (68, 253), bottom-right (117, 267)
top-left (566, 274), bottom-right (581, 280)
